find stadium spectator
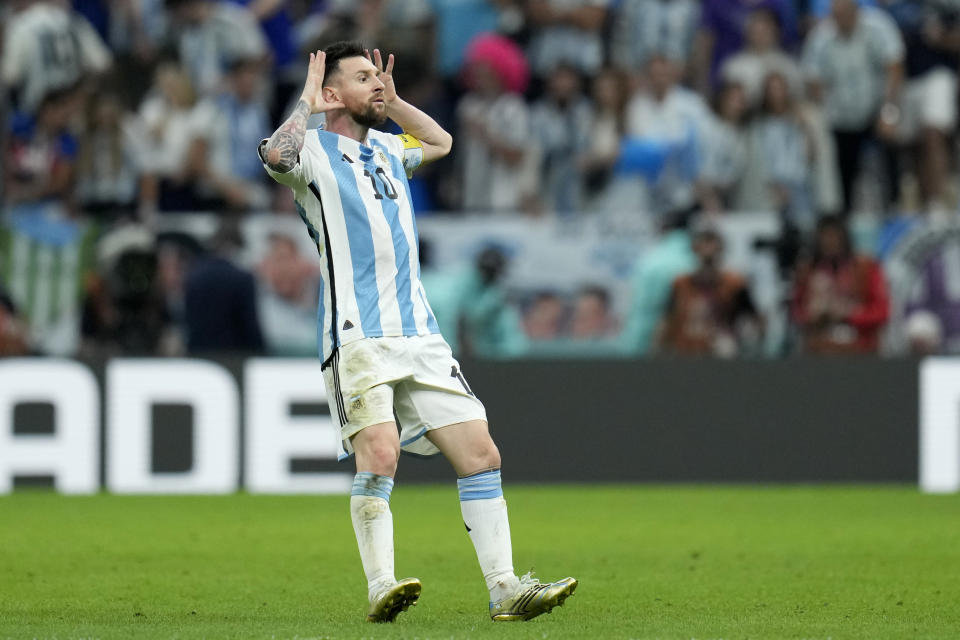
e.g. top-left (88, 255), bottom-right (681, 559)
top-left (137, 63), bottom-right (230, 214)
top-left (75, 92), bottom-right (143, 221)
top-left (801, 0), bottom-right (905, 215)
top-left (255, 230), bottom-right (320, 355)
top-left (80, 225), bottom-right (172, 357)
top-left (580, 67), bottom-right (640, 214)
top-left (611, 0), bottom-right (700, 74)
top-left (699, 81), bottom-right (749, 214)
top-left (720, 7), bottom-right (802, 108)
top-left (692, 0), bottom-right (798, 96)
top-left (791, 216), bottom-right (890, 354)
top-left (619, 209), bottom-right (697, 355)
top-left (570, 285), bottom-right (617, 339)
top-left (2, 0), bottom-right (113, 115)
top-left (753, 72), bottom-right (816, 231)
top-left (526, 0), bottom-right (610, 80)
top-left (457, 34), bottom-right (538, 213)
top-left (154, 231), bottom-right (197, 356)
top-left (658, 226), bottom-right (762, 356)
top-left (524, 291), bottom-right (567, 340)
top-left (207, 58), bottom-right (273, 211)
top-left (164, 0), bottom-right (267, 97)
top-left (455, 246), bottom-right (529, 358)
top-left (625, 55), bottom-right (710, 217)
top-left (531, 64), bottom-right (592, 215)
top-left (3, 87), bottom-right (79, 215)
top-left (256, 231), bottom-right (319, 311)
top-left (423, 242), bottom-right (528, 359)
top-left (0, 283), bottom-right (30, 356)
top-left (183, 219), bottom-right (264, 353)
top-left (885, 0), bottom-right (960, 215)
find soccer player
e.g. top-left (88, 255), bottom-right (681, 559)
top-left (258, 41), bottom-right (578, 623)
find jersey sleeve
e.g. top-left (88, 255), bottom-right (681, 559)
top-left (258, 137), bottom-right (308, 188)
top-left (395, 133), bottom-right (424, 177)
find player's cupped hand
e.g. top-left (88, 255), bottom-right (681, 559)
top-left (366, 48), bottom-right (397, 105)
top-left (301, 51), bottom-right (346, 114)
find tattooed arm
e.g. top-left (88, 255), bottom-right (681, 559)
top-left (260, 50), bottom-right (345, 173)
top-left (261, 99), bottom-right (311, 172)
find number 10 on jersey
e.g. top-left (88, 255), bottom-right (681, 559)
top-left (364, 167), bottom-right (398, 200)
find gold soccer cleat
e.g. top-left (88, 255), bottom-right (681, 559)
top-left (489, 572), bottom-right (578, 621)
top-left (366, 578), bottom-right (422, 622)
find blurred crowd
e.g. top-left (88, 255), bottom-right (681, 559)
top-left (3, 0), bottom-right (960, 359)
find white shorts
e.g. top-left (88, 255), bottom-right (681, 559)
top-left (900, 67), bottom-right (958, 140)
top-left (323, 334), bottom-right (487, 460)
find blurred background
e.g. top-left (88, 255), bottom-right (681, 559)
top-left (2, 0), bottom-right (960, 490)
top-left (4, 0), bottom-right (960, 361)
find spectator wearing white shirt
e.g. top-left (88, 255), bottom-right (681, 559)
top-left (625, 56), bottom-right (711, 217)
top-left (457, 34), bottom-right (538, 213)
top-left (802, 0), bottom-right (905, 215)
top-left (2, 0), bottom-right (113, 114)
top-left (137, 63), bottom-right (223, 214)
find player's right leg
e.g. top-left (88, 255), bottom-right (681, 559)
top-left (349, 421), bottom-right (421, 622)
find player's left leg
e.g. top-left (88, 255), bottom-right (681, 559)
top-left (426, 420), bottom-right (578, 621)
top-left (426, 420), bottom-right (519, 600)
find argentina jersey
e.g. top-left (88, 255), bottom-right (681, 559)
top-left (260, 127), bottom-right (440, 366)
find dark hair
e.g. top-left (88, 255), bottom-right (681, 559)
top-left (760, 71), bottom-right (792, 114)
top-left (323, 40), bottom-right (367, 86)
top-left (812, 215), bottom-right (853, 262)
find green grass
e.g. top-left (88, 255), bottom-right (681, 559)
top-left (2, 486), bottom-right (960, 639)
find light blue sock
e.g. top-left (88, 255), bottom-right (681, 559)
top-left (352, 471), bottom-right (394, 501)
top-left (458, 470), bottom-right (519, 601)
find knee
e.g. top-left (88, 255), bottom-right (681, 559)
top-left (356, 436), bottom-right (400, 477)
top-left (468, 439), bottom-right (501, 474)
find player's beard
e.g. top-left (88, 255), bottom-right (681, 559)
top-left (351, 102), bottom-right (387, 128)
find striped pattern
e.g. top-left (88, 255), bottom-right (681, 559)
top-left (0, 213), bottom-right (96, 355)
top-left (261, 127), bottom-right (440, 366)
top-left (458, 469), bottom-right (504, 502)
top-left (351, 472), bottom-right (394, 501)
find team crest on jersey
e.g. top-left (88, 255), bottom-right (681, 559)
top-left (376, 150), bottom-right (388, 167)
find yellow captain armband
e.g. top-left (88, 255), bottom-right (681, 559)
top-left (397, 133), bottom-right (424, 177)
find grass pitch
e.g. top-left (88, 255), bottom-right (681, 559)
top-left (2, 485), bottom-right (959, 639)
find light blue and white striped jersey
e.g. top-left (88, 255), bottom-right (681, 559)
top-left (260, 127), bottom-right (440, 365)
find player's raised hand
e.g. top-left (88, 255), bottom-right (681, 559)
top-left (367, 48), bottom-right (397, 104)
top-left (300, 51), bottom-right (345, 114)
